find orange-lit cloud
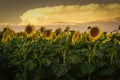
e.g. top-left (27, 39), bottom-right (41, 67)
top-left (19, 3), bottom-right (120, 25)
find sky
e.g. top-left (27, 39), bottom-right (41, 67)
top-left (0, 0), bottom-right (120, 24)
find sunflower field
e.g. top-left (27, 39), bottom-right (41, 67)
top-left (0, 24), bottom-right (120, 80)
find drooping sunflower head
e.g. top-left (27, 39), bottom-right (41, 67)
top-left (87, 27), bottom-right (102, 41)
top-left (25, 24), bottom-right (35, 37)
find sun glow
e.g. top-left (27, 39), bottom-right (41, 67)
top-left (19, 3), bottom-right (120, 25)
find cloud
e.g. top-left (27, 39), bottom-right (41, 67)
top-left (19, 3), bottom-right (120, 25)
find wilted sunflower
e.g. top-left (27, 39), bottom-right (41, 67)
top-left (87, 27), bottom-right (102, 41)
top-left (25, 24), bottom-right (35, 37)
top-left (72, 31), bottom-right (81, 44)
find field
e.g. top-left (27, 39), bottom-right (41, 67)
top-left (0, 24), bottom-right (120, 80)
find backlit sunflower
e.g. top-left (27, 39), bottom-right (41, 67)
top-left (102, 32), bottom-right (111, 44)
top-left (2, 31), bottom-right (9, 43)
top-left (55, 28), bottom-right (62, 37)
top-left (25, 24), bottom-right (35, 37)
top-left (115, 33), bottom-right (120, 44)
top-left (40, 26), bottom-right (45, 33)
top-left (72, 31), bottom-right (81, 44)
top-left (1, 27), bottom-right (14, 43)
top-left (36, 26), bottom-right (46, 37)
top-left (87, 27), bottom-right (102, 42)
top-left (116, 39), bottom-right (120, 44)
top-left (64, 26), bottom-right (71, 37)
top-left (45, 29), bottom-right (53, 40)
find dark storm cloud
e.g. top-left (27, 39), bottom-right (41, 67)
top-left (0, 0), bottom-right (120, 23)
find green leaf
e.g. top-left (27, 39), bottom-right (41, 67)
top-left (42, 58), bottom-right (51, 66)
top-left (67, 53), bottom-right (81, 64)
top-left (94, 50), bottom-right (104, 59)
top-left (81, 63), bottom-right (95, 74)
top-left (25, 60), bottom-right (36, 71)
top-left (98, 66), bottom-right (114, 76)
top-left (33, 53), bottom-right (38, 59)
top-left (51, 62), bottom-right (70, 77)
top-left (16, 73), bottom-right (27, 80)
top-left (115, 59), bottom-right (120, 67)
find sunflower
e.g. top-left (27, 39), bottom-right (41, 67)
top-left (87, 27), bottom-right (102, 42)
top-left (116, 39), bottom-right (120, 44)
top-left (115, 33), bottom-right (120, 44)
top-left (25, 24), bottom-right (35, 37)
top-left (45, 29), bottom-right (53, 40)
top-left (36, 26), bottom-right (46, 37)
top-left (102, 32), bottom-right (111, 44)
top-left (64, 26), bottom-right (70, 33)
top-left (55, 28), bottom-right (62, 37)
top-left (64, 26), bottom-right (71, 37)
top-left (40, 26), bottom-right (45, 33)
top-left (1, 27), bottom-right (14, 43)
top-left (72, 31), bottom-right (81, 44)
top-left (1, 32), bottom-right (9, 43)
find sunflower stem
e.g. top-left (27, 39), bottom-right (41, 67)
top-left (63, 49), bottom-right (66, 64)
top-left (88, 75), bottom-right (91, 80)
top-left (88, 46), bottom-right (91, 64)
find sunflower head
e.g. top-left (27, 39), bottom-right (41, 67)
top-left (45, 29), bottom-right (53, 40)
top-left (25, 24), bottom-right (35, 37)
top-left (55, 28), bottom-right (62, 36)
top-left (64, 26), bottom-right (70, 32)
top-left (40, 26), bottom-right (45, 33)
top-left (45, 29), bottom-right (52, 37)
top-left (36, 26), bottom-right (46, 37)
top-left (87, 27), bottom-right (102, 41)
top-left (115, 39), bottom-right (120, 44)
top-left (1, 27), bottom-right (14, 43)
top-left (72, 31), bottom-right (81, 44)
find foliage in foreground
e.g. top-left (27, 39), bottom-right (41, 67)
top-left (0, 25), bottom-right (120, 80)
